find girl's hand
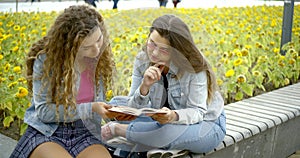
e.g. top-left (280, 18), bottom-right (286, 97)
top-left (150, 107), bottom-right (178, 124)
top-left (92, 102), bottom-right (114, 119)
top-left (140, 63), bottom-right (165, 95)
top-left (92, 102), bottom-right (137, 120)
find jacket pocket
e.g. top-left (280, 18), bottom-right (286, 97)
top-left (170, 88), bottom-right (182, 105)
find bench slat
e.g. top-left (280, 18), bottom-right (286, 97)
top-left (226, 119), bottom-right (260, 136)
top-left (226, 113), bottom-right (267, 132)
top-left (225, 129), bottom-right (244, 143)
top-left (255, 87), bottom-right (300, 100)
top-left (250, 96), bottom-right (300, 111)
top-left (214, 141), bottom-right (225, 151)
top-left (269, 83), bottom-right (300, 92)
top-left (237, 102), bottom-right (295, 119)
top-left (256, 96), bottom-right (300, 106)
top-left (224, 105), bottom-right (281, 126)
top-left (277, 88), bottom-right (300, 95)
top-left (227, 103), bottom-right (288, 123)
top-left (267, 91), bottom-right (300, 99)
top-left (204, 141), bottom-right (226, 155)
top-left (221, 135), bottom-right (235, 148)
top-left (243, 98), bottom-right (299, 117)
top-left (225, 110), bottom-right (271, 130)
top-left (226, 124), bottom-right (252, 139)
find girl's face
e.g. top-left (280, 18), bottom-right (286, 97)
top-left (147, 30), bottom-right (171, 65)
top-left (78, 27), bottom-right (104, 59)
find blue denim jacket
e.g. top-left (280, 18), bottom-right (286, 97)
top-left (127, 51), bottom-right (224, 125)
top-left (24, 53), bottom-right (104, 137)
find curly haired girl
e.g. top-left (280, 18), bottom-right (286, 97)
top-left (10, 5), bottom-right (123, 158)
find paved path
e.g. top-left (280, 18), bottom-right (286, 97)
top-left (0, 0), bottom-right (290, 12)
top-left (0, 134), bottom-right (18, 158)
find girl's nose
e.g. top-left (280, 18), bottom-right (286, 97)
top-left (152, 48), bottom-right (160, 56)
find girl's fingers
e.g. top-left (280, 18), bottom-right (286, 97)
top-left (146, 67), bottom-right (160, 80)
top-left (103, 103), bottom-right (112, 109)
top-left (154, 63), bottom-right (166, 72)
top-left (158, 65), bottom-right (165, 72)
top-left (161, 107), bottom-right (169, 111)
top-left (143, 64), bottom-right (165, 87)
top-left (146, 69), bottom-right (157, 80)
top-left (151, 66), bottom-right (162, 79)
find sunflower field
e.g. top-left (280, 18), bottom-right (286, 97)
top-left (0, 5), bottom-right (299, 136)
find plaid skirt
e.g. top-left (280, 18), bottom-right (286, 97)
top-left (10, 120), bottom-right (103, 158)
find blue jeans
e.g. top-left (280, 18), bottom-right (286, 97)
top-left (109, 111), bottom-right (226, 154)
top-left (113, 0), bottom-right (119, 9)
top-left (159, 0), bottom-right (168, 7)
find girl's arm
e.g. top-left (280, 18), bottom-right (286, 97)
top-left (127, 56), bottom-right (152, 108)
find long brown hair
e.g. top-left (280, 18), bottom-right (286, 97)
top-left (149, 14), bottom-right (217, 104)
top-left (26, 5), bottom-right (115, 119)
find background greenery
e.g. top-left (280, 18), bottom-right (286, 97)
top-left (0, 5), bottom-right (299, 138)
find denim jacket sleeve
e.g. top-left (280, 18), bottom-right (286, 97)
top-left (127, 56), bottom-right (152, 108)
top-left (33, 54), bottom-right (95, 123)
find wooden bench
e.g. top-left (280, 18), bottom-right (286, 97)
top-left (191, 83), bottom-right (300, 158)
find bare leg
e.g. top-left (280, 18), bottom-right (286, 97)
top-left (115, 124), bottom-right (128, 138)
top-left (30, 142), bottom-right (72, 158)
top-left (77, 144), bottom-right (111, 158)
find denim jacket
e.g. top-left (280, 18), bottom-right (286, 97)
top-left (127, 51), bottom-right (224, 125)
top-left (24, 53), bottom-right (104, 137)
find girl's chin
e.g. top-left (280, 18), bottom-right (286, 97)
top-left (150, 60), bottom-right (161, 64)
top-left (87, 52), bottom-right (102, 59)
top-left (150, 56), bottom-right (160, 63)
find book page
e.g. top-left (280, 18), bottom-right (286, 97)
top-left (109, 106), bottom-right (142, 116)
top-left (108, 106), bottom-right (167, 116)
top-left (140, 108), bottom-right (167, 114)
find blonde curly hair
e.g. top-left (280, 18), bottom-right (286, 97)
top-left (26, 5), bottom-right (115, 119)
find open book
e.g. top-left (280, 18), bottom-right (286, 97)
top-left (108, 106), bottom-right (167, 116)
